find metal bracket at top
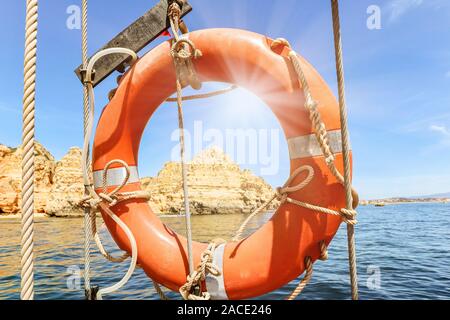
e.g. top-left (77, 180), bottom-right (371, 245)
top-left (74, 0), bottom-right (192, 87)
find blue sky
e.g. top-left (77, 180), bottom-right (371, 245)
top-left (1, 0), bottom-right (449, 199)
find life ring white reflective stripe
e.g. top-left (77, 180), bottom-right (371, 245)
top-left (288, 129), bottom-right (349, 160)
top-left (93, 130), bottom-right (349, 189)
top-left (205, 244), bottom-right (228, 300)
top-left (93, 166), bottom-right (140, 189)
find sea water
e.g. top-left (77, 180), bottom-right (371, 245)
top-left (0, 203), bottom-right (449, 300)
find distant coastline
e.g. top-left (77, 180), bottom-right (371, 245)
top-left (360, 198), bottom-right (450, 206)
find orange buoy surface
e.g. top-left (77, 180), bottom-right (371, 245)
top-left (92, 28), bottom-right (350, 300)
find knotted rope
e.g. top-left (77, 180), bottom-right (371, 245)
top-left (77, 47), bottom-right (152, 299)
top-left (232, 32), bottom-right (359, 300)
top-left (78, 159), bottom-right (150, 265)
top-left (168, 1), bottom-right (202, 277)
top-left (20, 0), bottom-right (39, 301)
top-left (179, 240), bottom-right (225, 300)
top-left (80, 160), bottom-right (151, 211)
top-left (233, 165), bottom-right (357, 242)
top-left (168, 2), bottom-right (202, 89)
top-left (272, 39), bottom-right (359, 209)
top-left (272, 40), bottom-right (359, 212)
top-left (286, 240), bottom-right (329, 300)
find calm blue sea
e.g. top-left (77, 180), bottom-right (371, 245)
top-left (0, 203), bottom-right (449, 300)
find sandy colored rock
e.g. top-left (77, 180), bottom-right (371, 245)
top-left (1, 144), bottom-right (277, 217)
top-left (142, 147), bottom-right (277, 215)
top-left (45, 147), bottom-right (85, 217)
top-left (0, 142), bottom-right (55, 214)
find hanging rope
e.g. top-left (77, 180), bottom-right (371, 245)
top-left (76, 5), bottom-right (171, 298)
top-left (167, 5), bottom-right (231, 301)
top-left (20, 0), bottom-right (39, 301)
top-left (153, 281), bottom-right (169, 300)
top-left (286, 241), bottom-right (329, 300)
top-left (80, 0), bottom-right (96, 299)
top-left (168, 1), bottom-right (199, 276)
top-left (179, 240), bottom-right (225, 300)
top-left (166, 85), bottom-right (238, 102)
top-left (286, 257), bottom-right (313, 300)
top-left (331, 0), bottom-right (359, 300)
top-left (78, 46), bottom-right (170, 301)
top-left (77, 47), bottom-right (146, 300)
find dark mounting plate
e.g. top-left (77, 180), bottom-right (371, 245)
top-left (74, 0), bottom-right (192, 87)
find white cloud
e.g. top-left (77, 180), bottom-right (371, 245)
top-left (429, 125), bottom-right (450, 150)
top-left (430, 124), bottom-right (450, 136)
top-left (386, 0), bottom-right (423, 23)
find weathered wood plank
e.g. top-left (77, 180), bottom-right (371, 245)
top-left (74, 0), bottom-right (192, 87)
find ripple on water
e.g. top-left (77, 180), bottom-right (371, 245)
top-left (0, 203), bottom-right (449, 299)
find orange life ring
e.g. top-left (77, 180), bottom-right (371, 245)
top-left (92, 28), bottom-right (350, 300)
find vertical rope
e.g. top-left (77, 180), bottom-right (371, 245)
top-left (153, 281), bottom-right (169, 300)
top-left (81, 0), bottom-right (94, 298)
top-left (330, 0), bottom-right (359, 300)
top-left (286, 257), bottom-right (313, 300)
top-left (176, 79), bottom-right (195, 275)
top-left (20, 0), bottom-right (39, 301)
top-left (169, 4), bottom-right (195, 275)
top-left (80, 47), bottom-right (140, 300)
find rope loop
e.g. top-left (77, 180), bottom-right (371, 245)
top-left (283, 165), bottom-right (315, 193)
top-left (171, 37), bottom-right (203, 61)
top-left (101, 159), bottom-right (130, 196)
top-left (79, 159), bottom-right (151, 210)
top-left (275, 165), bottom-right (315, 204)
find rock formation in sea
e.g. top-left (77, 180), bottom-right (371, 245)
top-left (0, 143), bottom-right (277, 216)
top-left (0, 142), bottom-right (55, 214)
top-left (141, 147), bottom-right (277, 215)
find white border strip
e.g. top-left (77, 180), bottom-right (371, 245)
top-left (288, 129), bottom-right (348, 160)
top-left (93, 166), bottom-right (140, 189)
top-left (205, 244), bottom-right (228, 300)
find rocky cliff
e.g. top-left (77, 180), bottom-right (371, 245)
top-left (0, 144), bottom-right (277, 216)
top-left (0, 142), bottom-right (55, 214)
top-left (45, 147), bottom-right (85, 217)
top-left (141, 147), bottom-right (277, 215)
